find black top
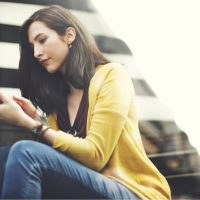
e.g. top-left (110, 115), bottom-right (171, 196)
top-left (57, 89), bottom-right (88, 138)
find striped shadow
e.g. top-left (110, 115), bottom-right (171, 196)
top-left (0, 42), bottom-right (142, 79)
top-left (0, 24), bottom-right (131, 55)
top-left (0, 2), bottom-right (112, 37)
top-left (0, 0), bottom-right (95, 12)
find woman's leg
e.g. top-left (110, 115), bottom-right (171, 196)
top-left (0, 146), bottom-right (10, 195)
top-left (1, 140), bottom-right (139, 199)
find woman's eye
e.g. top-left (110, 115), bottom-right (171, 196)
top-left (39, 37), bottom-right (47, 44)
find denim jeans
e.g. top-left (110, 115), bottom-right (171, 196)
top-left (0, 146), bottom-right (10, 195)
top-left (0, 140), bottom-right (139, 199)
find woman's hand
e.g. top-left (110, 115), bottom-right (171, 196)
top-left (13, 96), bottom-right (40, 120)
top-left (0, 92), bottom-right (35, 127)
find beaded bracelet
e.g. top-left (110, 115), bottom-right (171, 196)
top-left (31, 123), bottom-right (51, 141)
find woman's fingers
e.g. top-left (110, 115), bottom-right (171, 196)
top-left (13, 96), bottom-right (33, 108)
top-left (13, 96), bottom-right (26, 108)
top-left (13, 95), bottom-right (29, 104)
top-left (13, 95), bottom-right (38, 119)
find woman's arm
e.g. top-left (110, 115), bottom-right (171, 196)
top-left (0, 65), bottom-right (134, 171)
top-left (0, 92), bottom-right (58, 142)
top-left (46, 65), bottom-right (135, 171)
top-left (0, 92), bottom-right (39, 129)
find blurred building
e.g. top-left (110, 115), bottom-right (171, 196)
top-left (0, 0), bottom-right (200, 198)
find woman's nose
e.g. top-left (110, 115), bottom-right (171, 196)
top-left (34, 46), bottom-right (43, 59)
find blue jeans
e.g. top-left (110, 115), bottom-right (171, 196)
top-left (0, 146), bottom-right (10, 194)
top-left (0, 140), bottom-right (139, 199)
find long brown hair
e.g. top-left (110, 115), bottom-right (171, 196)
top-left (19, 5), bottom-right (109, 114)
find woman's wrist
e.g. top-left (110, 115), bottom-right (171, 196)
top-left (41, 127), bottom-right (57, 145)
top-left (18, 114), bottom-right (57, 144)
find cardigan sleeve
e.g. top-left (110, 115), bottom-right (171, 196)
top-left (52, 65), bottom-right (135, 171)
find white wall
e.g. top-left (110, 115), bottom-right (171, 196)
top-left (92, 0), bottom-right (200, 152)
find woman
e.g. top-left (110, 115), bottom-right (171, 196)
top-left (0, 5), bottom-right (171, 199)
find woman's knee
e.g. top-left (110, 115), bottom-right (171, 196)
top-left (7, 140), bottom-right (41, 165)
top-left (10, 140), bottom-right (36, 154)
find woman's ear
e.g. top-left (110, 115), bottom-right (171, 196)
top-left (64, 27), bottom-right (76, 46)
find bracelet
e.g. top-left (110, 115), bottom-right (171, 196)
top-left (39, 126), bottom-right (51, 140)
top-left (31, 123), bottom-right (43, 141)
top-left (31, 123), bottom-right (51, 141)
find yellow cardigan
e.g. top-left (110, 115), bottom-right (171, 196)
top-left (47, 63), bottom-right (171, 199)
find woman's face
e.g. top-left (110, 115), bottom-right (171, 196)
top-left (28, 21), bottom-right (70, 73)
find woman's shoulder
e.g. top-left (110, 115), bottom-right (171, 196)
top-left (95, 63), bottom-right (128, 79)
top-left (96, 62), bottom-right (125, 72)
top-left (91, 62), bottom-right (132, 89)
top-left (97, 62), bottom-right (131, 78)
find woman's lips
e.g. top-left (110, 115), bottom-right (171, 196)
top-left (41, 59), bottom-right (49, 65)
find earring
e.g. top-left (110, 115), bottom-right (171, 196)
top-left (69, 43), bottom-right (72, 48)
